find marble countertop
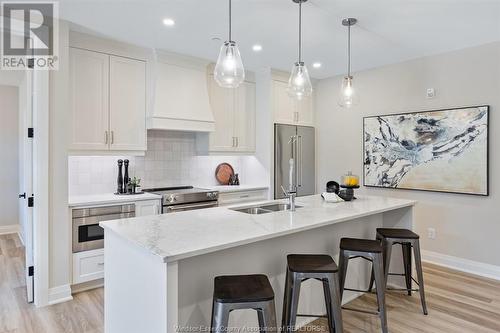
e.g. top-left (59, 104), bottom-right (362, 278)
top-left (100, 195), bottom-right (416, 263)
top-left (69, 192), bottom-right (162, 208)
top-left (200, 185), bottom-right (269, 193)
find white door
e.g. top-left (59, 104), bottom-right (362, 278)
top-left (208, 75), bottom-right (235, 151)
top-left (19, 68), bottom-right (34, 303)
top-left (234, 81), bottom-right (256, 152)
top-left (69, 48), bottom-right (110, 150)
top-left (109, 55), bottom-right (146, 151)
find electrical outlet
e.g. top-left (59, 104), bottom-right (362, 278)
top-left (426, 88), bottom-right (436, 99)
top-left (427, 228), bottom-right (436, 240)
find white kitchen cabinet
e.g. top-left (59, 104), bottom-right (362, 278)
top-left (218, 189), bottom-right (268, 206)
top-left (207, 75), bottom-right (256, 153)
top-left (69, 47), bottom-right (146, 152)
top-left (69, 48), bottom-right (109, 150)
top-left (135, 199), bottom-right (161, 217)
top-left (272, 79), bottom-right (314, 126)
top-left (109, 55), bottom-right (146, 151)
top-left (72, 248), bottom-right (104, 284)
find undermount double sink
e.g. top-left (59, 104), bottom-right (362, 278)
top-left (232, 203), bottom-right (302, 215)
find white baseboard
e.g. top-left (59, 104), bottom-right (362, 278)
top-left (422, 250), bottom-right (500, 281)
top-left (48, 284), bottom-right (73, 305)
top-left (0, 224), bottom-right (20, 235)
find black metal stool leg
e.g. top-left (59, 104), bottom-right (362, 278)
top-left (402, 242), bottom-right (412, 296)
top-left (327, 274), bottom-right (344, 333)
top-left (322, 279), bottom-right (335, 333)
top-left (382, 239), bottom-right (392, 288)
top-left (288, 274), bottom-right (301, 331)
top-left (413, 239), bottom-right (428, 315)
top-left (338, 250), bottom-right (348, 300)
top-left (373, 253), bottom-right (388, 333)
top-left (281, 268), bottom-right (292, 332)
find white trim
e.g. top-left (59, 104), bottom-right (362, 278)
top-left (0, 224), bottom-right (20, 235)
top-left (48, 284), bottom-right (73, 305)
top-left (17, 231), bottom-right (25, 246)
top-left (422, 250), bottom-right (500, 281)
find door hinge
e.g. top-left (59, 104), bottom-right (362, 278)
top-left (28, 196), bottom-right (34, 207)
top-left (28, 266), bottom-right (34, 276)
top-left (28, 128), bottom-right (34, 138)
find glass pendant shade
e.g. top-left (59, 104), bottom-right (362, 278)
top-left (339, 76), bottom-right (356, 107)
top-left (287, 62), bottom-right (313, 100)
top-left (214, 41), bottom-right (245, 88)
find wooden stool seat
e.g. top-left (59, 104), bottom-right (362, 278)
top-left (377, 228), bottom-right (419, 239)
top-left (287, 254), bottom-right (339, 273)
top-left (340, 238), bottom-right (382, 253)
top-left (213, 274), bottom-right (275, 303)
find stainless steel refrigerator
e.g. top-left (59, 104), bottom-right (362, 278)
top-left (274, 124), bottom-right (315, 199)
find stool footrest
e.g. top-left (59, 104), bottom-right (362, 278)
top-left (342, 306), bottom-right (379, 316)
top-left (296, 314), bottom-right (328, 318)
top-left (387, 288), bottom-right (420, 292)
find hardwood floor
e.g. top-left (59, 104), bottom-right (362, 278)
top-left (1, 233), bottom-right (500, 333)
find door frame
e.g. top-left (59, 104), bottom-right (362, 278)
top-left (3, 18), bottom-right (50, 307)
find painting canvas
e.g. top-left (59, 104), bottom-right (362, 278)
top-left (363, 106), bottom-right (489, 196)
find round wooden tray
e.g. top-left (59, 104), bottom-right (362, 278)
top-left (215, 163), bottom-right (235, 185)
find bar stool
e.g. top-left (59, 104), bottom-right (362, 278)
top-left (368, 228), bottom-right (428, 315)
top-left (338, 238), bottom-right (388, 333)
top-left (211, 274), bottom-right (277, 333)
top-left (282, 254), bottom-right (343, 333)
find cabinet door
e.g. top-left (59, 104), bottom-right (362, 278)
top-left (296, 94), bottom-right (314, 126)
top-left (109, 55), bottom-right (146, 151)
top-left (208, 75), bottom-right (235, 151)
top-left (135, 200), bottom-right (161, 217)
top-left (272, 80), bottom-right (297, 125)
top-left (69, 48), bottom-right (109, 150)
top-left (234, 81), bottom-right (256, 152)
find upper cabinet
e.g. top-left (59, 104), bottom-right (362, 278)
top-left (149, 54), bottom-right (215, 132)
top-left (272, 78), bottom-right (314, 126)
top-left (69, 47), bottom-right (146, 153)
top-left (207, 74), bottom-right (256, 153)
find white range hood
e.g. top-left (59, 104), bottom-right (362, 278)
top-left (148, 52), bottom-right (215, 132)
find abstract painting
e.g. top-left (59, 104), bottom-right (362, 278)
top-left (363, 106), bottom-right (489, 195)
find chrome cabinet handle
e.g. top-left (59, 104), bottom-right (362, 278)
top-left (236, 137), bottom-right (239, 147)
top-left (105, 131), bottom-right (108, 144)
top-left (111, 131), bottom-right (114, 144)
top-left (97, 262), bottom-right (104, 266)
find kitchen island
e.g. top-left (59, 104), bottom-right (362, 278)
top-left (100, 195), bottom-right (416, 333)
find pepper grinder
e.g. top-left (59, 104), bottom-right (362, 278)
top-left (117, 159), bottom-right (123, 194)
top-left (123, 159), bottom-right (130, 193)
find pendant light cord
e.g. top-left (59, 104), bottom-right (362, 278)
top-left (298, 1), bottom-right (302, 63)
top-left (347, 23), bottom-right (351, 77)
top-left (229, 0), bottom-right (232, 41)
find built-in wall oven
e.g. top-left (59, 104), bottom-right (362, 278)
top-left (72, 204), bottom-right (135, 253)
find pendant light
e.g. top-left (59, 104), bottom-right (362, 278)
top-left (287, 0), bottom-right (312, 100)
top-left (339, 18), bottom-right (357, 108)
top-left (214, 0), bottom-right (245, 88)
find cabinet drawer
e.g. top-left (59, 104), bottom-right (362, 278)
top-left (218, 189), bottom-right (268, 206)
top-left (73, 249), bottom-right (104, 284)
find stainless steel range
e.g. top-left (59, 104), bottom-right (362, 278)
top-left (143, 186), bottom-right (219, 213)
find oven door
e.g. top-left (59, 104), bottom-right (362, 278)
top-left (72, 210), bottom-right (135, 253)
top-left (163, 201), bottom-right (218, 213)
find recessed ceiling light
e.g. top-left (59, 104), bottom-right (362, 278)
top-left (162, 18), bottom-right (175, 27)
top-left (312, 62), bottom-right (322, 69)
top-left (252, 44), bottom-right (263, 52)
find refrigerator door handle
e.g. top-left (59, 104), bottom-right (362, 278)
top-left (298, 135), bottom-right (303, 187)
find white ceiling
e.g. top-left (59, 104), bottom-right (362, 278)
top-left (58, 0), bottom-right (500, 79)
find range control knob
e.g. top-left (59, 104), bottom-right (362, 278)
top-left (167, 194), bottom-right (177, 203)
top-left (207, 192), bottom-right (217, 199)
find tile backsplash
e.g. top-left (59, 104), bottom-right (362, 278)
top-left (69, 130), bottom-right (268, 196)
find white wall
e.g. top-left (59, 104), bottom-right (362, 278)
top-left (69, 130), bottom-right (268, 196)
top-left (0, 85), bottom-right (20, 228)
top-left (315, 42), bottom-right (500, 266)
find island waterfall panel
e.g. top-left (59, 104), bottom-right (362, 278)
top-left (363, 105), bottom-right (489, 196)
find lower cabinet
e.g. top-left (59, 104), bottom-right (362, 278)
top-left (218, 189), bottom-right (269, 206)
top-left (135, 199), bottom-right (161, 216)
top-left (72, 248), bottom-right (105, 284)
